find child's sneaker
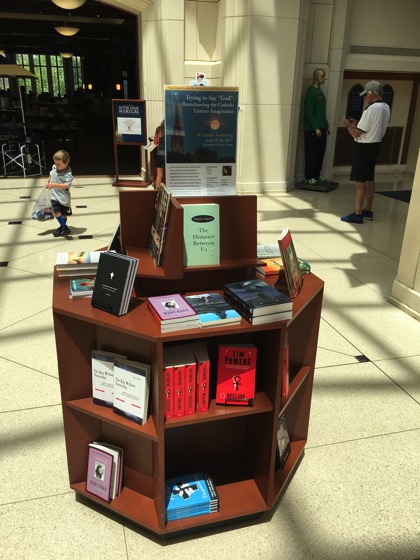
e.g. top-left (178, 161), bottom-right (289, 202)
top-left (53, 227), bottom-right (62, 237)
top-left (61, 225), bottom-right (71, 236)
top-left (341, 212), bottom-right (363, 224)
top-left (362, 209), bottom-right (373, 220)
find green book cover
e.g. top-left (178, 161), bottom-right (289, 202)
top-left (182, 203), bottom-right (220, 266)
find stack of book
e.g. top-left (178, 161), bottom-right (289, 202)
top-left (69, 277), bottom-right (96, 298)
top-left (184, 292), bottom-right (241, 328)
top-left (147, 293), bottom-right (200, 332)
top-left (223, 278), bottom-right (293, 325)
top-left (56, 251), bottom-right (103, 278)
top-left (255, 257), bottom-right (284, 280)
top-left (86, 441), bottom-right (123, 503)
top-left (163, 342), bottom-right (210, 419)
top-left (91, 251), bottom-right (139, 316)
top-left (165, 472), bottom-right (219, 521)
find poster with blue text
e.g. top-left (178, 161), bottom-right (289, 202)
top-left (112, 99), bottom-right (146, 145)
top-left (164, 86), bottom-right (239, 196)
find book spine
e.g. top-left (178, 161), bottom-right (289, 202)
top-left (223, 290), bottom-right (253, 318)
top-left (164, 365), bottom-right (174, 420)
top-left (184, 362), bottom-right (197, 416)
top-left (281, 339), bottom-right (289, 398)
top-left (173, 364), bottom-right (185, 417)
top-left (196, 359), bottom-right (210, 412)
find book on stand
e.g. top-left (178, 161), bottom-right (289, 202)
top-left (277, 228), bottom-right (303, 298)
top-left (216, 344), bottom-right (257, 406)
top-left (165, 472), bottom-right (219, 521)
top-left (147, 293), bottom-right (199, 332)
top-left (149, 184), bottom-right (171, 266)
top-left (91, 251), bottom-right (139, 316)
top-left (86, 445), bottom-right (114, 503)
top-left (91, 350), bottom-right (127, 408)
top-left (276, 413), bottom-right (291, 470)
top-left (89, 442), bottom-right (123, 499)
top-left (56, 251), bottom-right (103, 278)
top-left (70, 277), bottom-right (96, 298)
top-left (182, 203), bottom-right (220, 266)
top-left (113, 358), bottom-right (151, 425)
top-left (223, 278), bottom-right (293, 324)
top-left (184, 292), bottom-right (241, 328)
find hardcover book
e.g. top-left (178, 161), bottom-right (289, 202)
top-left (276, 413), bottom-right (291, 470)
top-left (163, 363), bottom-right (174, 420)
top-left (255, 257), bottom-right (284, 277)
top-left (182, 203), bottom-right (220, 266)
top-left (91, 350), bottom-right (127, 408)
top-left (184, 292), bottom-right (241, 328)
top-left (149, 184), bottom-right (171, 266)
top-left (165, 472), bottom-right (219, 521)
top-left (277, 228), bottom-right (303, 299)
top-left (86, 446), bottom-right (114, 502)
top-left (216, 344), bottom-right (257, 406)
top-left (237, 309), bottom-right (292, 325)
top-left (91, 251), bottom-right (139, 316)
top-left (224, 278), bottom-right (293, 317)
top-left (147, 293), bottom-right (198, 323)
top-left (183, 341), bottom-right (210, 412)
top-left (113, 358), bottom-right (151, 425)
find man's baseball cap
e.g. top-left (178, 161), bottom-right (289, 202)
top-left (360, 80), bottom-right (383, 96)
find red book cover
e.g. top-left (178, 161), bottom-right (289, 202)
top-left (163, 364), bottom-right (174, 420)
top-left (216, 344), bottom-right (257, 406)
top-left (188, 342), bottom-right (210, 412)
top-left (173, 364), bottom-right (185, 417)
top-left (281, 343), bottom-right (289, 398)
top-left (277, 228), bottom-right (303, 299)
top-left (184, 359), bottom-right (197, 416)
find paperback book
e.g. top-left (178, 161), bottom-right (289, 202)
top-left (56, 251), bottom-right (103, 278)
top-left (277, 228), bottom-right (303, 299)
top-left (149, 184), bottom-right (171, 266)
top-left (216, 344), bottom-right (257, 406)
top-left (70, 277), bottom-right (96, 298)
top-left (165, 472), bottom-right (219, 521)
top-left (224, 278), bottom-right (293, 317)
top-left (91, 251), bottom-right (139, 316)
top-left (276, 413), bottom-right (291, 470)
top-left (113, 358), bottom-right (151, 425)
top-left (89, 442), bottom-right (123, 500)
top-left (86, 446), bottom-right (114, 503)
top-left (91, 350), bottom-right (127, 408)
top-left (147, 293), bottom-right (199, 332)
top-left (255, 257), bottom-right (283, 277)
top-left (257, 243), bottom-right (281, 259)
top-left (182, 203), bottom-right (220, 266)
top-left (184, 292), bottom-right (241, 328)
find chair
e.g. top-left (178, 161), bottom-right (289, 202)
top-left (1, 136), bottom-right (45, 178)
top-left (2, 141), bottom-right (26, 177)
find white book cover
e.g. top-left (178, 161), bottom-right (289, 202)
top-left (113, 359), bottom-right (151, 425)
top-left (91, 350), bottom-right (127, 408)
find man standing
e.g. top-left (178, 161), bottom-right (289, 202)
top-left (303, 68), bottom-right (330, 185)
top-left (341, 80), bottom-right (390, 224)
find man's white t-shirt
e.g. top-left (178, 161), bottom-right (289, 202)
top-left (356, 101), bottom-right (390, 143)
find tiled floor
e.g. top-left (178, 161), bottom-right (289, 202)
top-left (0, 172), bottom-right (419, 560)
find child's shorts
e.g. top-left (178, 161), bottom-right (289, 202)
top-left (51, 199), bottom-right (72, 216)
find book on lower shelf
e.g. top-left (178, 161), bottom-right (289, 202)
top-left (163, 344), bottom-right (198, 418)
top-left (147, 293), bottom-right (199, 332)
top-left (113, 358), bottom-right (151, 425)
top-left (223, 278), bottom-right (293, 324)
top-left (70, 277), bottom-right (96, 298)
top-left (183, 292), bottom-right (241, 328)
top-left (182, 203), bottom-right (220, 266)
top-left (276, 413), bottom-right (291, 470)
top-left (56, 251), bottom-right (103, 278)
top-left (165, 472), bottom-right (219, 521)
top-left (149, 184), bottom-right (172, 267)
top-left (91, 350), bottom-right (127, 408)
top-left (91, 251), bottom-right (139, 316)
top-left (216, 344), bottom-right (257, 406)
top-left (85, 445), bottom-right (114, 503)
top-left (88, 442), bottom-right (123, 500)
top-left (278, 228), bottom-right (303, 299)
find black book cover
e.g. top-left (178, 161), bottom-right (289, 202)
top-left (91, 252), bottom-right (138, 316)
top-left (224, 278), bottom-right (292, 317)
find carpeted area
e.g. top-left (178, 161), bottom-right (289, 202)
top-left (377, 190), bottom-right (412, 203)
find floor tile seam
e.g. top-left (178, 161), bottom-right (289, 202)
top-left (306, 426), bottom-right (420, 450)
top-left (0, 306), bottom-right (53, 332)
top-left (0, 490), bottom-right (73, 509)
top-left (5, 262), bottom-right (53, 279)
top-left (0, 402), bottom-right (62, 416)
top-left (0, 355), bottom-right (59, 382)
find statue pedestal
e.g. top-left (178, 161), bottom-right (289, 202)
top-left (296, 181), bottom-right (339, 192)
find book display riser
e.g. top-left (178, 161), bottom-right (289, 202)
top-left (53, 191), bottom-right (323, 536)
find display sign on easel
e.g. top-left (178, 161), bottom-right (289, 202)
top-left (164, 86), bottom-right (239, 196)
top-left (111, 99), bottom-right (148, 187)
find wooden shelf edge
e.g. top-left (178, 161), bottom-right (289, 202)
top-left (280, 365), bottom-right (311, 412)
top-left (67, 398), bottom-right (158, 441)
top-left (271, 440), bottom-right (306, 502)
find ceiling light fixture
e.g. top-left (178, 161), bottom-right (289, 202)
top-left (54, 23), bottom-right (80, 36)
top-left (59, 52), bottom-right (74, 58)
top-left (51, 0), bottom-right (87, 9)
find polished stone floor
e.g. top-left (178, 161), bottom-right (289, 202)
top-left (0, 171), bottom-right (419, 560)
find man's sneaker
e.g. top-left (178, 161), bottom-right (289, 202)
top-left (317, 176), bottom-right (328, 183)
top-left (303, 178), bottom-right (318, 185)
top-left (362, 209), bottom-right (373, 220)
top-left (341, 212), bottom-right (363, 224)
top-left (53, 227), bottom-right (62, 237)
top-left (61, 225), bottom-right (71, 236)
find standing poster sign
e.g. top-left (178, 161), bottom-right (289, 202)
top-left (112, 99), bottom-right (148, 186)
top-left (164, 86), bottom-right (239, 196)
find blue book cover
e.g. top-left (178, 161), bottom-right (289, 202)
top-left (165, 472), bottom-right (219, 518)
top-left (184, 292), bottom-right (241, 327)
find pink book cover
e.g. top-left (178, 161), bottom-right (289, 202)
top-left (86, 446), bottom-right (113, 502)
top-left (184, 360), bottom-right (197, 416)
top-left (173, 364), bottom-right (185, 417)
top-left (164, 365), bottom-right (174, 420)
top-left (146, 293), bottom-right (197, 322)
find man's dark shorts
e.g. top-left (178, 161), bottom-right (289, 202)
top-left (51, 199), bottom-right (72, 216)
top-left (350, 142), bottom-right (381, 182)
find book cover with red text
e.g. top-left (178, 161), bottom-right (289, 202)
top-left (216, 344), bottom-right (257, 406)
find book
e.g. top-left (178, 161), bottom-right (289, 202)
top-left (255, 257), bottom-right (284, 277)
top-left (216, 344), bottom-right (257, 406)
top-left (56, 251), bottom-right (103, 277)
top-left (278, 228), bottom-right (303, 299)
top-left (89, 442), bottom-right (123, 499)
top-left (238, 309), bottom-right (292, 325)
top-left (85, 445), bottom-right (114, 502)
top-left (257, 243), bottom-right (281, 259)
top-left (184, 292), bottom-right (241, 328)
top-left (147, 293), bottom-right (198, 326)
top-left (276, 413), bottom-right (291, 470)
top-left (183, 341), bottom-right (210, 412)
top-left (91, 251), bottom-right (139, 316)
top-left (165, 472), bottom-right (219, 521)
top-left (163, 363), bottom-right (174, 420)
top-left (224, 278), bottom-right (293, 317)
top-left (70, 277), bottom-right (96, 298)
top-left (182, 203), bottom-right (220, 266)
top-left (281, 336), bottom-right (289, 398)
top-left (183, 354), bottom-right (197, 416)
top-left (91, 350), bottom-right (127, 408)
top-left (108, 224), bottom-right (123, 253)
top-left (149, 184), bottom-right (171, 266)
top-left (173, 363), bottom-right (185, 418)
top-left (113, 358), bottom-right (151, 425)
